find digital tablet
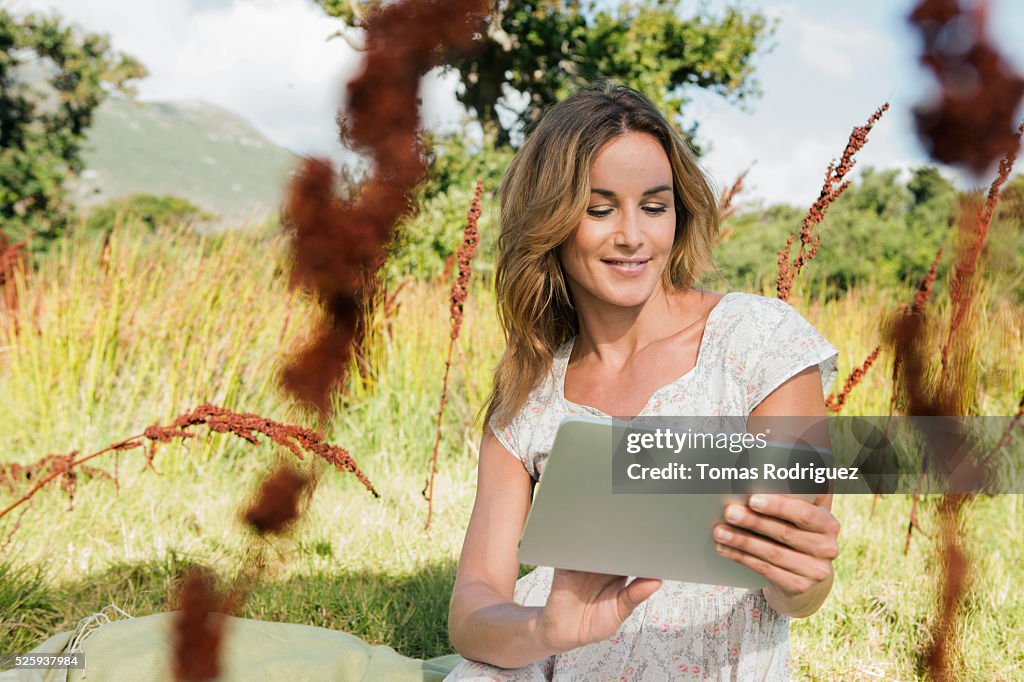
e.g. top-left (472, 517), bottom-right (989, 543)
top-left (517, 415), bottom-right (821, 590)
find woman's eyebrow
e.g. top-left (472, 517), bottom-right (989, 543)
top-left (590, 184), bottom-right (673, 198)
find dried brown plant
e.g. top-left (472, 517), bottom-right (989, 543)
top-left (172, 568), bottom-right (226, 682)
top-left (924, 495), bottom-right (969, 681)
top-left (242, 466), bottom-right (310, 535)
top-left (169, 466), bottom-right (307, 681)
top-left (885, 247), bottom-right (944, 424)
top-left (716, 166), bottom-right (750, 243)
top-left (913, 247), bottom-right (944, 315)
top-left (979, 391), bottom-right (1024, 468)
top-left (0, 403), bottom-right (377, 524)
top-left (423, 179), bottom-right (483, 530)
top-left (381, 276), bottom-right (413, 326)
top-left (348, 267), bottom-right (386, 390)
top-left (438, 252), bottom-right (457, 286)
top-left (168, 466), bottom-right (306, 680)
top-left (825, 345), bottom-right (881, 414)
top-left (278, 0), bottom-right (488, 416)
top-left (776, 104), bottom-right (889, 301)
top-left (0, 229), bottom-right (31, 321)
top-left (881, 121), bottom-right (1023, 682)
top-left (938, 122), bottom-right (1023, 399)
top-left (909, 0), bottom-right (1024, 175)
top-left (0, 452), bottom-right (115, 511)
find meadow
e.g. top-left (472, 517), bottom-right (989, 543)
top-left (1, 216), bottom-right (1022, 681)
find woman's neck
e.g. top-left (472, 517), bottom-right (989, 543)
top-left (571, 286), bottom-right (713, 368)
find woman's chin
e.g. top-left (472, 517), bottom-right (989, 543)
top-left (594, 284), bottom-right (659, 309)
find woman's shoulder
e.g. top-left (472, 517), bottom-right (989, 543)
top-left (713, 291), bottom-right (799, 336)
top-left (710, 291), bottom-right (833, 362)
top-left (719, 290), bottom-right (797, 317)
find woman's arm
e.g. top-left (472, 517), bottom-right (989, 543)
top-left (447, 427), bottom-right (562, 668)
top-left (449, 427), bottom-right (664, 667)
top-left (713, 365), bottom-right (842, 618)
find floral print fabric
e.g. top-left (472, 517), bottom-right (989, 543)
top-left (445, 292), bottom-right (839, 681)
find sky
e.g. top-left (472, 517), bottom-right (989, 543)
top-left (14, 0), bottom-right (1024, 209)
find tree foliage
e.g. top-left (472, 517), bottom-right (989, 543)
top-left (0, 9), bottom-right (146, 245)
top-left (316, 0), bottom-right (775, 149)
top-left (82, 194), bottom-right (217, 236)
top-left (711, 166), bottom-right (966, 298)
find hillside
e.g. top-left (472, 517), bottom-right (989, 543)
top-left (72, 96), bottom-right (301, 221)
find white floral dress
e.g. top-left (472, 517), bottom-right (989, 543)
top-left (445, 292), bottom-right (840, 681)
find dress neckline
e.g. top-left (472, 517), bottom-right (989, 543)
top-left (556, 292), bottom-right (737, 418)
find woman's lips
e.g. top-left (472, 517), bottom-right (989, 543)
top-left (601, 258), bottom-right (650, 276)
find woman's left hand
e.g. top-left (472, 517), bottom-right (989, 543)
top-left (712, 492), bottom-right (840, 617)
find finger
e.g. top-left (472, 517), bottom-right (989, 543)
top-left (619, 578), bottom-right (661, 617)
top-left (813, 491), bottom-right (833, 510)
top-left (746, 494), bottom-right (841, 535)
top-left (714, 524), bottom-right (833, 583)
top-left (721, 504), bottom-right (840, 560)
top-left (714, 542), bottom-right (824, 597)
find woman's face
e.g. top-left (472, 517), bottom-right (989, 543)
top-left (559, 131), bottom-right (677, 310)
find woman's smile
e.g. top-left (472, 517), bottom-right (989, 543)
top-left (600, 257), bottom-right (651, 276)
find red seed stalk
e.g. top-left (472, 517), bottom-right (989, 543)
top-left (169, 465), bottom-right (309, 682)
top-left (886, 246), bottom-right (944, 422)
top-left (825, 345), bottom-right (880, 413)
top-left (924, 495), bottom-right (969, 682)
top-left (979, 391), bottom-right (1024, 469)
top-left (0, 229), bottom-right (31, 325)
top-left (0, 452), bottom-right (115, 512)
top-left (908, 0), bottom-right (1024, 175)
top-left (279, 0), bottom-right (488, 417)
top-left (776, 104), bottom-right (889, 302)
top-left (423, 180), bottom-right (483, 530)
top-left (882, 119), bottom-right (1022, 682)
top-left (172, 569), bottom-right (226, 682)
top-left (0, 403), bottom-right (377, 524)
top-left (242, 466), bottom-right (310, 535)
top-left (938, 122), bottom-right (1024, 395)
top-left (913, 247), bottom-right (943, 315)
top-left (716, 167), bottom-right (750, 244)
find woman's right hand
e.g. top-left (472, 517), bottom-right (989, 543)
top-left (537, 568), bottom-right (662, 653)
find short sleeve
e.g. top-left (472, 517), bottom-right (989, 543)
top-left (487, 408), bottom-right (534, 477)
top-left (744, 302), bottom-right (839, 413)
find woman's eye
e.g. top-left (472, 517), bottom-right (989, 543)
top-left (586, 207), bottom-right (667, 218)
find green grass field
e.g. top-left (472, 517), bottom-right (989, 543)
top-left (1, 222), bottom-right (1022, 680)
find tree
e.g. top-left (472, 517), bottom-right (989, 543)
top-left (316, 0), bottom-right (775, 150)
top-left (0, 9), bottom-right (146, 245)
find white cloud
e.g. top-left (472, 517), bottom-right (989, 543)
top-left (420, 67), bottom-right (471, 133)
top-left (24, 0), bottom-right (470, 164)
top-left (785, 13), bottom-right (890, 80)
top-left (15, 2), bottom-right (330, 155)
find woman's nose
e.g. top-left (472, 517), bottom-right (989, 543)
top-left (613, 207), bottom-right (644, 247)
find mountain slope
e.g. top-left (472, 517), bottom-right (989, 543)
top-left (73, 97), bottom-right (301, 220)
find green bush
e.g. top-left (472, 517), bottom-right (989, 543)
top-left (82, 194), bottom-right (217, 235)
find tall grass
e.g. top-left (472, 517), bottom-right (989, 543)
top-left (1, 220), bottom-right (1022, 678)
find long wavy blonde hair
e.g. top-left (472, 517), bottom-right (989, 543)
top-left (483, 80), bottom-right (722, 430)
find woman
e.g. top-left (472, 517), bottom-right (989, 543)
top-left (445, 81), bottom-right (841, 681)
